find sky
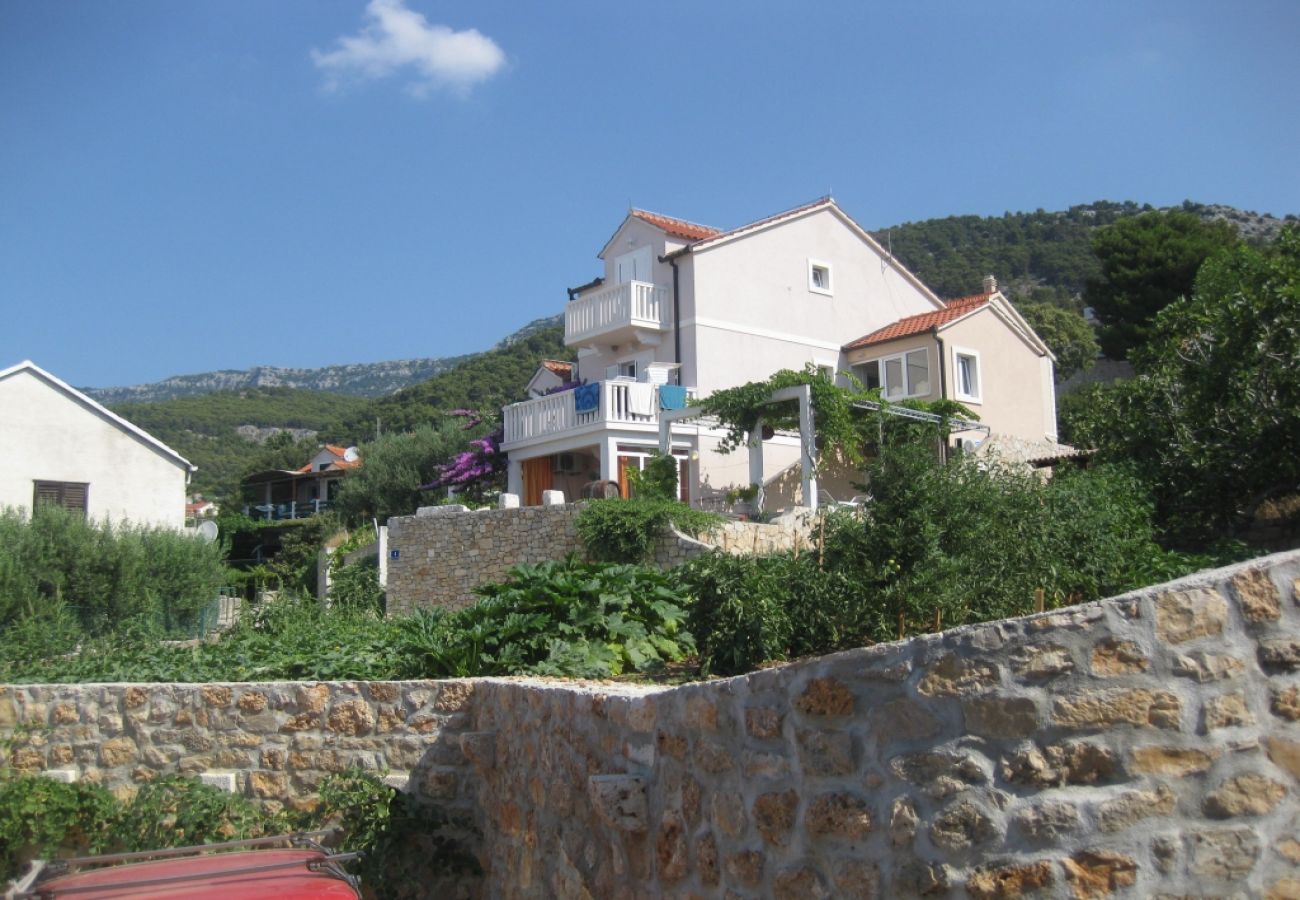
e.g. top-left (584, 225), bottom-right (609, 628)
top-left (2, 0), bottom-right (1298, 389)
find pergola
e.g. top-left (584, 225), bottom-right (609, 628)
top-left (658, 385), bottom-right (988, 513)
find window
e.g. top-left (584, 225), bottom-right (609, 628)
top-left (34, 481), bottom-right (88, 517)
top-left (953, 348), bottom-right (982, 402)
top-left (858, 348), bottom-right (931, 399)
top-left (808, 259), bottom-right (833, 295)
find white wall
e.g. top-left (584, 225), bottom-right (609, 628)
top-left (686, 206), bottom-right (940, 394)
top-left (0, 369), bottom-right (189, 528)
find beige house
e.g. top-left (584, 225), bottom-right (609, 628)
top-left (241, 444), bottom-right (361, 520)
top-left (0, 360), bottom-right (194, 528)
top-left (500, 199), bottom-right (1058, 507)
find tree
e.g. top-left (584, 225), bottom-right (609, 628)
top-left (1084, 210), bottom-right (1238, 358)
top-left (332, 422), bottom-right (468, 525)
top-left (1015, 303), bottom-right (1100, 383)
top-left (1062, 226), bottom-right (1300, 545)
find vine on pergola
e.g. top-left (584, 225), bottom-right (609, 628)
top-left (698, 366), bottom-right (977, 471)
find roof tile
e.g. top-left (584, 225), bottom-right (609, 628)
top-left (628, 210), bottom-right (722, 242)
top-left (843, 293), bottom-right (992, 350)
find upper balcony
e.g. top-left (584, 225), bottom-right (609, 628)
top-left (565, 280), bottom-right (672, 348)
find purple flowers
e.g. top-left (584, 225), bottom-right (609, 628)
top-left (422, 427), bottom-right (505, 494)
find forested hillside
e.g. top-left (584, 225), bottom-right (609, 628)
top-left (874, 199), bottom-right (1290, 306)
top-left (114, 388), bottom-right (371, 500)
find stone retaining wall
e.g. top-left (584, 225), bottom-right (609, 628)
top-left (4, 549), bottom-right (1299, 898)
top-left (385, 503), bottom-right (812, 613)
top-left (0, 680), bottom-right (476, 817)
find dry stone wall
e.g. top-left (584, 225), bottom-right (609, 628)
top-left (385, 503), bottom-right (812, 613)
top-left (3, 549), bottom-right (1299, 898)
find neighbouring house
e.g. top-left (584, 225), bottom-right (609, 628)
top-left (0, 360), bottom-right (195, 528)
top-left (185, 496), bottom-right (219, 521)
top-left (499, 198), bottom-right (1060, 507)
top-left (241, 444), bottom-right (361, 520)
top-left (524, 359), bottom-right (576, 399)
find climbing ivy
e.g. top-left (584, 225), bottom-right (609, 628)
top-left (699, 366), bottom-right (977, 470)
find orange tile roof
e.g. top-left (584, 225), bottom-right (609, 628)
top-left (843, 293), bottom-right (992, 351)
top-left (690, 197), bottom-right (836, 248)
top-left (541, 359), bottom-right (575, 378)
top-left (628, 209), bottom-right (722, 242)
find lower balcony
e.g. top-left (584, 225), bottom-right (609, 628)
top-left (502, 381), bottom-right (695, 448)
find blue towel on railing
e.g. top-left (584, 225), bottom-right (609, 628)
top-left (574, 382), bottom-right (600, 413)
top-left (658, 384), bottom-right (688, 410)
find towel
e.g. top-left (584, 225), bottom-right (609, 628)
top-left (658, 384), bottom-right (688, 410)
top-left (574, 383), bottom-right (600, 414)
top-left (626, 382), bottom-right (656, 417)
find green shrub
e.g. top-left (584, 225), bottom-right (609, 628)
top-left (576, 498), bottom-right (721, 563)
top-left (625, 453), bottom-right (680, 501)
top-left (399, 559), bottom-right (695, 679)
top-left (0, 505), bottom-right (229, 639)
top-left (0, 775), bottom-right (120, 880)
top-left (317, 770), bottom-right (478, 898)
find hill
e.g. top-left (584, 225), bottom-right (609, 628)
top-left (85, 315), bottom-right (562, 404)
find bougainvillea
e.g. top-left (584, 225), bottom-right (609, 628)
top-left (422, 427), bottom-right (506, 501)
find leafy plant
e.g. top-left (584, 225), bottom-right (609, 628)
top-left (625, 453), bottom-right (680, 501)
top-left (0, 775), bottom-right (120, 880)
top-left (576, 498), bottom-right (722, 564)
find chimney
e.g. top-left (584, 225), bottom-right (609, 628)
top-left (982, 274), bottom-right (997, 294)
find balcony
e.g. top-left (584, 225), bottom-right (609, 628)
top-left (565, 280), bottom-right (672, 348)
top-left (502, 381), bottom-right (695, 448)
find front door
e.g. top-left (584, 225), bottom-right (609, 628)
top-left (523, 457), bottom-right (554, 506)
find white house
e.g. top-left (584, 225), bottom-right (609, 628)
top-left (0, 360), bottom-right (195, 528)
top-left (500, 198), bottom-right (1060, 507)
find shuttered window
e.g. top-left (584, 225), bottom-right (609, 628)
top-left (33, 481), bottom-right (89, 516)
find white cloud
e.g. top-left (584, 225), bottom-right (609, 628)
top-left (312, 0), bottom-right (506, 97)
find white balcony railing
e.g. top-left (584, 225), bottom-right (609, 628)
top-left (503, 381), bottom-right (694, 445)
top-left (565, 280), bottom-right (672, 344)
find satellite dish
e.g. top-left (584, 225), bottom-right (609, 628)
top-left (196, 520), bottom-right (219, 543)
top-left (343, 446), bottom-right (360, 462)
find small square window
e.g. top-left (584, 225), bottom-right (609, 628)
top-left (808, 259), bottom-right (833, 295)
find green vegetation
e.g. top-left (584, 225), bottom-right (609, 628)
top-left (112, 387), bottom-right (369, 499)
top-left (0, 505), bottom-right (229, 642)
top-left (577, 499), bottom-right (723, 564)
top-left (0, 770), bottom-right (475, 895)
top-left (1015, 302), bottom-right (1099, 383)
top-left (1063, 226), bottom-right (1300, 546)
top-left (1084, 209), bottom-right (1239, 358)
top-left (332, 422), bottom-right (470, 525)
top-left (0, 559), bottom-right (693, 683)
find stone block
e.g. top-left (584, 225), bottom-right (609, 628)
top-left (655, 812), bottom-right (687, 881)
top-left (890, 750), bottom-right (987, 798)
top-left (588, 774), bottom-right (648, 833)
top-left (867, 697), bottom-right (940, 743)
top-left (753, 790), bottom-right (798, 846)
top-left (499, 493), bottom-right (520, 509)
top-left (1002, 742), bottom-right (1121, 787)
top-left (929, 799), bottom-right (998, 852)
top-left (1061, 850), bottom-right (1138, 898)
top-left (889, 796), bottom-right (918, 847)
top-left (1130, 745), bottom-right (1218, 776)
top-left (199, 771), bottom-right (238, 793)
top-left (795, 678), bottom-right (854, 716)
top-left (712, 791), bottom-right (746, 836)
top-left (541, 490), bottom-right (565, 506)
top-left (724, 850), bottom-right (765, 887)
top-left (1090, 639), bottom-right (1149, 676)
top-left (917, 655), bottom-right (1000, 697)
top-left (1272, 685), bottom-right (1300, 721)
top-left (1203, 772), bottom-right (1288, 818)
top-left (1052, 688), bottom-right (1181, 730)
top-left (1012, 801), bottom-right (1081, 843)
top-left (966, 861), bottom-right (1054, 899)
top-left (772, 865), bottom-right (830, 900)
top-left (1202, 692), bottom-right (1254, 731)
top-left (1155, 588), bottom-right (1228, 643)
top-left (796, 729), bottom-right (855, 776)
top-left (805, 792), bottom-right (872, 838)
top-left (1265, 736), bottom-right (1300, 779)
top-left (1171, 651), bottom-right (1244, 683)
top-left (1231, 567), bottom-right (1281, 621)
top-left (1097, 785), bottom-right (1176, 832)
top-left (744, 706), bottom-right (783, 739)
top-left (1260, 639), bottom-right (1300, 673)
top-left (1012, 642), bottom-right (1075, 681)
top-left (1187, 827), bottom-right (1261, 879)
top-left (830, 858), bottom-right (880, 899)
top-left (963, 694), bottom-right (1039, 738)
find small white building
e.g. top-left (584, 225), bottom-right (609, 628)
top-left (500, 198), bottom-right (1060, 508)
top-left (0, 360), bottom-right (195, 528)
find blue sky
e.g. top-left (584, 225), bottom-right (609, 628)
top-left (2, 0), bottom-right (1297, 389)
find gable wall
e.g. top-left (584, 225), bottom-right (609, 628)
top-left (941, 306), bottom-right (1057, 442)
top-left (0, 369), bottom-right (187, 528)
top-left (686, 208), bottom-right (939, 395)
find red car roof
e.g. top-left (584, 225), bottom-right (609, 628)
top-left (29, 849), bottom-right (360, 900)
